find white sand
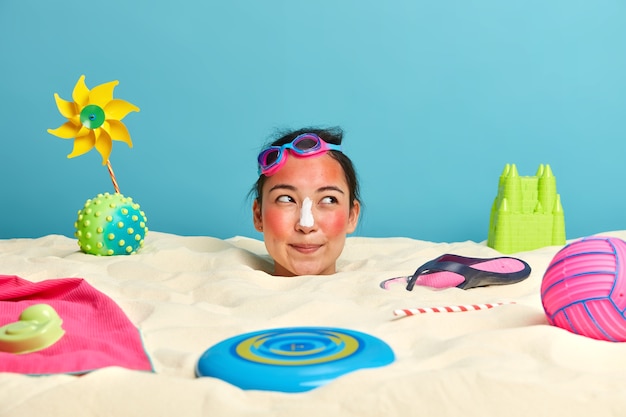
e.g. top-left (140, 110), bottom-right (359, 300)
top-left (2, 231), bottom-right (626, 417)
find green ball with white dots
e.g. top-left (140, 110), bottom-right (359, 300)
top-left (74, 192), bottom-right (148, 256)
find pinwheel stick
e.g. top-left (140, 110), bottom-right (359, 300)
top-left (106, 160), bottom-right (121, 194)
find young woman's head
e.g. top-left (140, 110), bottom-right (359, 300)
top-left (252, 127), bottom-right (361, 276)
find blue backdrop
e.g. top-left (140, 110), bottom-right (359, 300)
top-left (1, 0), bottom-right (625, 243)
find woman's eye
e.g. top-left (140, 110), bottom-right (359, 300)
top-left (276, 195), bottom-right (294, 203)
top-left (320, 196), bottom-right (338, 204)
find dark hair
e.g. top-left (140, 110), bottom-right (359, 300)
top-left (251, 126), bottom-right (361, 209)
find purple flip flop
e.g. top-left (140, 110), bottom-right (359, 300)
top-left (380, 254), bottom-right (531, 291)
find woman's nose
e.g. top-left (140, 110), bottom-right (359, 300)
top-left (296, 198), bottom-right (316, 232)
top-left (299, 198), bottom-right (314, 227)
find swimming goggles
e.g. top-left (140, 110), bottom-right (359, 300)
top-left (257, 133), bottom-right (342, 176)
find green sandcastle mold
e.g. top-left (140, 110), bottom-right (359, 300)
top-left (487, 164), bottom-right (566, 254)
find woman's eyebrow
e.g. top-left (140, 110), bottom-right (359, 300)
top-left (268, 185), bottom-right (345, 194)
top-left (317, 186), bottom-right (345, 195)
top-left (268, 184), bottom-right (297, 193)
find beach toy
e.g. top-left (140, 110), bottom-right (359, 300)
top-left (48, 75), bottom-right (147, 255)
top-left (541, 236), bottom-right (626, 342)
top-left (75, 192), bottom-right (147, 255)
top-left (196, 327), bottom-right (395, 392)
top-left (0, 304), bottom-right (65, 354)
top-left (487, 164), bottom-right (566, 254)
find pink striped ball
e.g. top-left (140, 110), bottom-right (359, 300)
top-left (541, 236), bottom-right (626, 342)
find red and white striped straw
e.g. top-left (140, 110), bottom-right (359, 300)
top-left (393, 301), bottom-right (515, 318)
top-left (106, 159), bottom-right (120, 194)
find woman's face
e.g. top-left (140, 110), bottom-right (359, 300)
top-left (253, 152), bottom-right (360, 276)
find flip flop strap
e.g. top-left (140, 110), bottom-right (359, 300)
top-left (406, 261), bottom-right (481, 291)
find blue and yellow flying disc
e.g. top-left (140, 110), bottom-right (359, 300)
top-left (195, 326), bottom-right (394, 392)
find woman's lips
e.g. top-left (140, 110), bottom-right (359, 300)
top-left (290, 244), bottom-right (322, 254)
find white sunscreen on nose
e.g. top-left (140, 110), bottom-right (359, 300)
top-left (300, 197), bottom-right (314, 227)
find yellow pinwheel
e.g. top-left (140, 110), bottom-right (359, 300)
top-left (47, 75), bottom-right (140, 165)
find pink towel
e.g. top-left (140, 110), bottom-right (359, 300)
top-left (0, 275), bottom-right (153, 375)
